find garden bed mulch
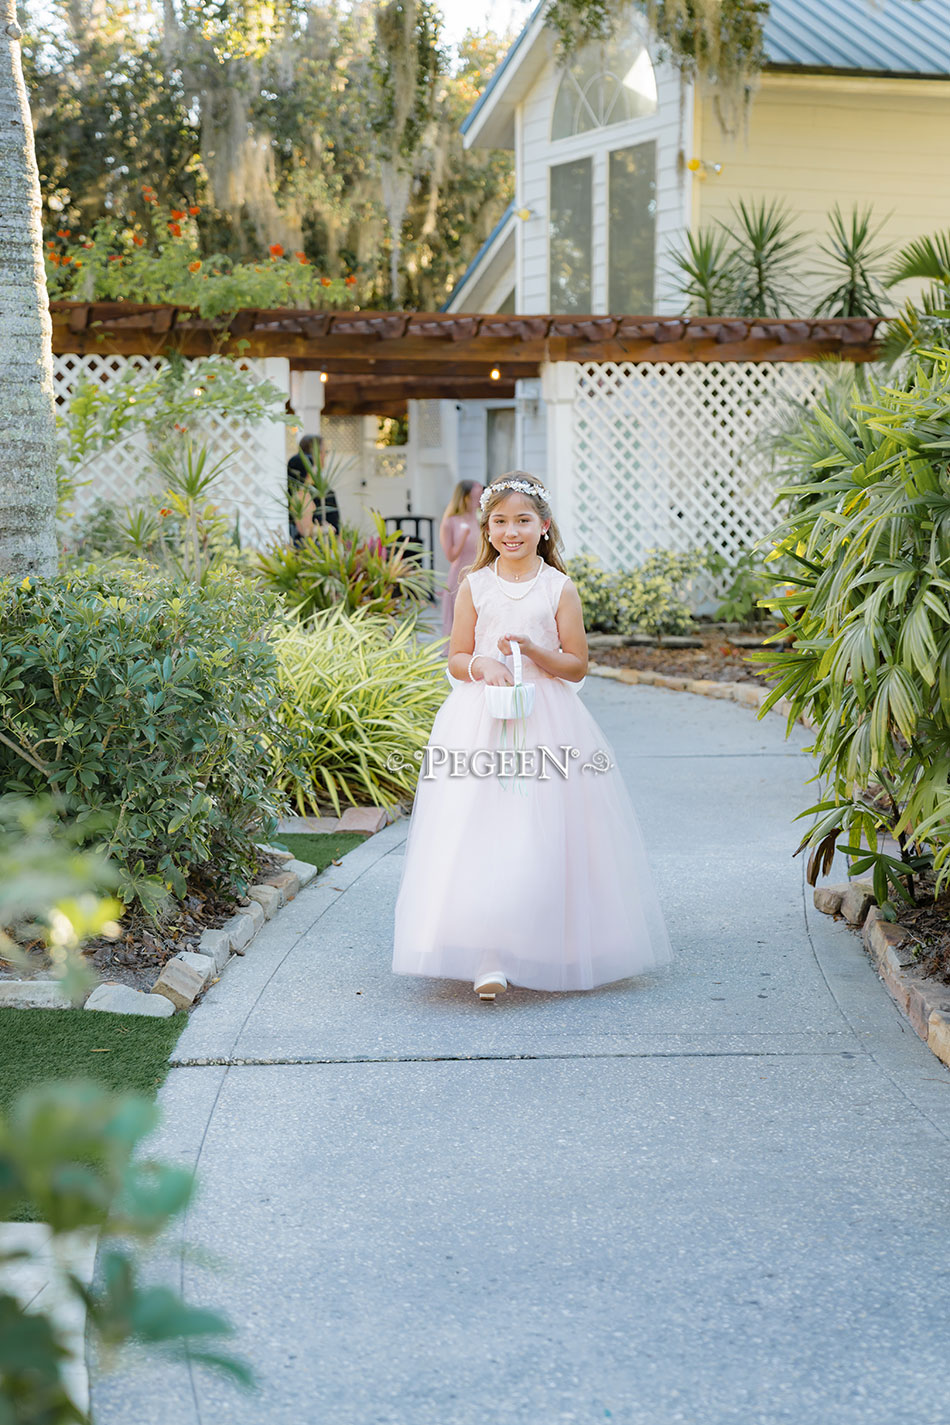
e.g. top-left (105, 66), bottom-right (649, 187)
top-left (0, 830), bottom-right (370, 998)
top-left (591, 629), bottom-right (781, 686)
top-left (0, 853), bottom-right (285, 996)
top-left (887, 889), bottom-right (950, 985)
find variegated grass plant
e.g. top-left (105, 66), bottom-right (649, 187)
top-left (270, 605), bottom-right (448, 815)
top-left (752, 351), bottom-right (950, 910)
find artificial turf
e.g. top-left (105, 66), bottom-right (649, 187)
top-left (274, 830), bottom-right (368, 872)
top-left (0, 1006), bottom-right (188, 1119)
top-left (0, 1007), bottom-right (189, 1220)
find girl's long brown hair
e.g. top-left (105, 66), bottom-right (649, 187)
top-left (467, 471), bottom-right (567, 576)
top-left (442, 479), bottom-right (480, 520)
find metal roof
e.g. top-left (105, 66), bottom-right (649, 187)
top-left (441, 201), bottom-right (515, 311)
top-left (764, 0), bottom-right (950, 76)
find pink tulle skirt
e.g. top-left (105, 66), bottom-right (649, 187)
top-left (391, 676), bottom-right (674, 991)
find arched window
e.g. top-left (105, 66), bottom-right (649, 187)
top-left (551, 26), bottom-right (658, 141)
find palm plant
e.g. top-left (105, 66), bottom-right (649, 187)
top-left (881, 230), bottom-right (950, 363)
top-left (257, 511), bottom-right (432, 618)
top-left (751, 352), bottom-right (950, 909)
top-left (812, 203), bottom-right (890, 318)
top-left (290, 446), bottom-right (352, 530)
top-left (721, 197), bottom-right (806, 317)
top-left (669, 227), bottom-right (737, 316)
top-left (148, 440), bottom-right (238, 583)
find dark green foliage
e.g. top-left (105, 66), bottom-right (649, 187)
top-left (257, 514), bottom-right (433, 619)
top-left (0, 566), bottom-right (284, 915)
top-left (0, 1081), bottom-right (254, 1421)
top-left (752, 352), bottom-right (950, 906)
top-left (812, 203), bottom-right (890, 318)
top-left (725, 197), bottom-right (807, 318)
top-left (707, 545), bottom-right (784, 626)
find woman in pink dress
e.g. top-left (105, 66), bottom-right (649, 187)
top-left (392, 471), bottom-right (673, 999)
top-left (438, 480), bottom-right (483, 638)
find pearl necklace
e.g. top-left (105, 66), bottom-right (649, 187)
top-left (493, 556), bottom-right (543, 600)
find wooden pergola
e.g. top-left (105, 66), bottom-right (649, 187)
top-left (50, 303), bottom-right (884, 417)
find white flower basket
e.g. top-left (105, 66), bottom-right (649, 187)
top-left (483, 640), bottom-right (535, 721)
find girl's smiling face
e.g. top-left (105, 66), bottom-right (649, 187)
top-left (487, 493), bottom-right (548, 562)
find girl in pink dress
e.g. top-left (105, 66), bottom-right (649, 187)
top-left (438, 481), bottom-right (483, 637)
top-left (392, 471), bottom-right (673, 999)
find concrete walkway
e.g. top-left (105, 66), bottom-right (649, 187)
top-left (89, 681), bottom-right (950, 1425)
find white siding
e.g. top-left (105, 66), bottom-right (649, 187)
top-left (515, 41), bottom-right (691, 314)
top-left (455, 398), bottom-right (520, 485)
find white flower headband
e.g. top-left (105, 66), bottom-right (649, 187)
top-left (479, 478), bottom-right (552, 510)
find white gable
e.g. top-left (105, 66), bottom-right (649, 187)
top-left (459, 7), bottom-right (691, 316)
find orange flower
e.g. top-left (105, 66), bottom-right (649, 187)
top-left (320, 276), bottom-right (332, 287)
top-left (108, 254), bottom-right (122, 262)
top-left (295, 251), bottom-right (309, 265)
top-left (132, 234), bottom-right (145, 246)
top-left (167, 221), bottom-right (182, 237)
top-left (56, 229), bottom-right (70, 238)
top-left (189, 205), bottom-right (200, 216)
top-left (269, 243), bottom-right (284, 257)
top-left (46, 240), bottom-right (55, 249)
top-left (159, 507), bottom-right (172, 517)
top-left (74, 259), bottom-right (82, 268)
top-left (188, 260), bottom-right (201, 272)
top-left (83, 241), bottom-right (93, 249)
top-left (48, 253), bottom-right (61, 265)
top-left (345, 275), bottom-right (357, 287)
top-left (145, 195), bottom-right (158, 204)
top-left (170, 208), bottom-right (185, 219)
top-left (62, 255), bottom-right (72, 265)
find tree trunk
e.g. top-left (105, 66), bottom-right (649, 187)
top-left (0, 0), bottom-right (57, 577)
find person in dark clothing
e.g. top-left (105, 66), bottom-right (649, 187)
top-left (287, 433), bottom-right (340, 544)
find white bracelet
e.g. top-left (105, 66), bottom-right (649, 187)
top-left (468, 654), bottom-right (481, 682)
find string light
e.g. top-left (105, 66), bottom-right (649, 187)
top-left (490, 368), bottom-right (501, 380)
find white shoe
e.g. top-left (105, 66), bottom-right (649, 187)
top-left (474, 971), bottom-right (508, 1001)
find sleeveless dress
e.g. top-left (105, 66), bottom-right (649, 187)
top-left (391, 560), bottom-right (674, 991)
top-left (439, 513), bottom-right (480, 636)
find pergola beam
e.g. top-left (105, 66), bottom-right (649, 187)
top-left (50, 303), bottom-right (884, 414)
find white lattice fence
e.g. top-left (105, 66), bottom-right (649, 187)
top-left (572, 360), bottom-right (834, 597)
top-left (55, 353), bottom-right (290, 550)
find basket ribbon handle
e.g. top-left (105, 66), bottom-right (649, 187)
top-left (510, 638), bottom-right (523, 686)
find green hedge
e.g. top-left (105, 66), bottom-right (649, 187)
top-left (0, 564), bottom-right (285, 913)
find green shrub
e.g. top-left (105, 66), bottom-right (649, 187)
top-left (754, 350), bottom-right (950, 906)
top-left (1, 1081), bottom-right (254, 1421)
top-left (706, 544), bottom-right (789, 627)
top-left (270, 606), bottom-right (448, 815)
top-left (257, 512), bottom-right (433, 619)
top-left (0, 565), bottom-right (284, 914)
top-left (566, 548), bottom-right (704, 638)
top-left (0, 805), bottom-right (252, 1421)
top-left (0, 796), bottom-right (121, 1002)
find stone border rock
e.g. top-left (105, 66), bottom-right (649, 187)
top-left (813, 882), bottom-right (950, 1071)
top-left (587, 661), bottom-right (817, 729)
top-left (0, 848), bottom-right (319, 1020)
top-left (276, 805), bottom-right (401, 835)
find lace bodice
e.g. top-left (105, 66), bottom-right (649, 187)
top-left (466, 559), bottom-right (570, 682)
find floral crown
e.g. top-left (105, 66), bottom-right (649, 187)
top-left (479, 478), bottom-right (551, 511)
